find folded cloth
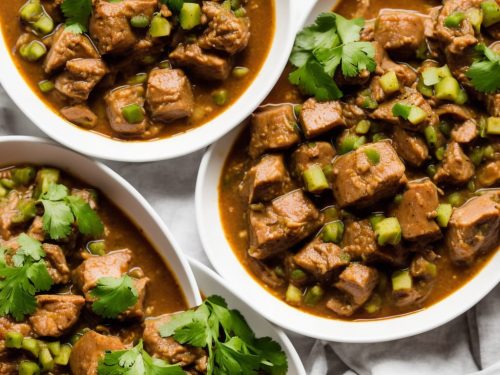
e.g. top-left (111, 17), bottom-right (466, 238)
top-left (1, 84), bottom-right (498, 375)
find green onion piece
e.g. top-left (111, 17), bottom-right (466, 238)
top-left (22, 337), bottom-right (40, 357)
top-left (303, 164), bottom-right (329, 193)
top-left (19, 40), bottom-right (46, 62)
top-left (149, 14), bottom-right (171, 37)
top-left (408, 106), bottom-right (427, 125)
top-left (466, 8), bottom-right (483, 33)
top-left (323, 206), bottom-right (340, 222)
top-left (486, 117), bottom-right (500, 135)
top-left (38, 80), bottom-right (54, 93)
top-left (321, 220), bottom-right (344, 244)
top-left (435, 76), bottom-right (461, 101)
top-left (232, 66), bottom-right (249, 78)
top-left (5, 331), bottom-right (23, 348)
top-left (379, 71), bottom-right (400, 94)
top-left (20, 0), bottom-right (42, 22)
top-left (481, 0), bottom-right (500, 27)
top-left (444, 11), bottom-right (466, 27)
top-left (369, 213), bottom-right (385, 229)
top-left (363, 293), bottom-right (382, 313)
top-left (33, 14), bottom-right (54, 35)
top-left (375, 217), bottom-right (402, 246)
top-left (127, 72), bottom-right (148, 85)
top-left (88, 240), bottom-right (105, 255)
top-left (212, 89), bottom-right (228, 106)
top-left (417, 77), bottom-right (434, 97)
top-left (121, 103), bottom-right (144, 124)
top-left (12, 167), bottom-right (36, 186)
top-left (435, 146), bottom-right (445, 160)
top-left (455, 89), bottom-right (468, 105)
top-left (290, 269), bottom-right (307, 282)
top-left (392, 102), bottom-right (412, 119)
top-left (47, 341), bottom-right (60, 356)
top-left (424, 125), bottom-right (438, 148)
top-left (39, 347), bottom-right (54, 371)
top-left (338, 135), bottom-right (356, 154)
top-left (447, 192), bottom-right (465, 207)
top-left (304, 285), bottom-right (324, 306)
top-left (364, 148), bottom-right (380, 165)
top-left (285, 284), bottom-right (302, 305)
top-left (130, 14), bottom-right (150, 28)
top-left (18, 361), bottom-right (40, 375)
top-left (180, 2), bottom-right (202, 30)
top-left (391, 269), bottom-right (412, 291)
top-left (355, 119), bottom-right (371, 134)
top-left (54, 344), bottom-right (71, 366)
top-left (422, 67), bottom-right (441, 86)
top-left (436, 203), bottom-right (453, 227)
top-left (439, 121), bottom-right (452, 136)
top-left (469, 146), bottom-right (484, 166)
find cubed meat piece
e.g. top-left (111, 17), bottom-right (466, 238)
top-left (89, 0), bottom-right (137, 54)
top-left (374, 11), bottom-right (425, 58)
top-left (146, 68), bottom-right (194, 123)
top-left (393, 284), bottom-right (432, 308)
top-left (340, 102), bottom-right (365, 127)
top-left (290, 142), bottom-right (336, 178)
top-left (144, 314), bottom-right (208, 367)
top-left (435, 103), bottom-right (476, 122)
top-left (169, 43), bottom-right (232, 81)
top-left (69, 331), bottom-right (125, 375)
top-left (410, 255), bottom-right (437, 280)
top-left (370, 88), bottom-right (437, 131)
top-left (335, 263), bottom-right (379, 306)
top-left (29, 294), bottom-right (85, 337)
top-left (121, 0), bottom-right (158, 17)
top-left (477, 159), bottom-right (500, 187)
top-left (55, 59), bottom-right (107, 102)
top-left (326, 293), bottom-right (356, 317)
top-left (391, 126), bottom-right (429, 167)
top-left (0, 191), bottom-right (22, 239)
top-left (331, 141), bottom-right (406, 208)
top-left (43, 243), bottom-right (71, 285)
top-left (43, 26), bottom-right (99, 74)
top-left (118, 277), bottom-right (149, 320)
top-left (486, 93), bottom-right (500, 117)
top-left (241, 154), bottom-right (291, 203)
top-left (61, 105), bottom-right (98, 128)
top-left (434, 142), bottom-right (474, 186)
top-left (293, 237), bottom-right (350, 278)
top-left (451, 120), bottom-right (478, 144)
top-left (246, 258), bottom-right (286, 289)
top-left (341, 219), bottom-right (378, 260)
top-left (299, 98), bottom-right (345, 138)
top-left (446, 191), bottom-right (500, 265)
top-left (249, 105), bottom-right (300, 159)
top-left (373, 41), bottom-right (418, 86)
top-left (393, 180), bottom-right (442, 242)
top-left (0, 317), bottom-right (31, 354)
top-left (27, 216), bottom-right (45, 241)
top-left (73, 249), bottom-right (132, 296)
top-left (248, 190), bottom-right (322, 259)
top-left (105, 85), bottom-right (147, 135)
top-left (198, 1), bottom-right (250, 55)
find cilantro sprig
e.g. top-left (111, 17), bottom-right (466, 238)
top-left (289, 12), bottom-right (376, 100)
top-left (98, 340), bottom-right (185, 375)
top-left (0, 235), bottom-right (52, 321)
top-left (39, 183), bottom-right (104, 240)
top-left (159, 295), bottom-right (288, 375)
top-left (90, 275), bottom-right (138, 318)
top-left (61, 0), bottom-right (93, 33)
top-left (466, 44), bottom-right (500, 93)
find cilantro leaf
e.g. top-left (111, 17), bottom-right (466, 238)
top-left (61, 0), bottom-right (92, 33)
top-left (41, 200), bottom-right (74, 240)
top-left (214, 338), bottom-right (261, 374)
top-left (159, 310), bottom-right (196, 337)
top-left (98, 340), bottom-right (185, 375)
top-left (173, 320), bottom-right (209, 347)
top-left (293, 13), bottom-right (340, 54)
top-left (12, 234), bottom-right (45, 267)
top-left (90, 275), bottom-right (138, 318)
top-left (289, 59), bottom-right (343, 100)
top-left (41, 183), bottom-right (68, 201)
top-left (253, 337), bottom-right (288, 375)
top-left (339, 41), bottom-right (376, 77)
top-left (335, 14), bottom-right (364, 43)
top-left (466, 44), bottom-right (500, 93)
top-left (66, 196), bottom-right (104, 237)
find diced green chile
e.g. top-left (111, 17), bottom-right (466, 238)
top-left (303, 164), bottom-right (329, 193)
top-left (375, 217), bottom-right (402, 246)
top-left (19, 41), bottom-right (46, 62)
top-left (149, 14), bottom-right (171, 37)
top-left (392, 269), bottom-right (412, 291)
top-left (481, 0), bottom-right (500, 27)
top-left (130, 15), bottom-right (150, 28)
top-left (180, 3), bottom-right (202, 30)
top-left (304, 285), bottom-right (324, 306)
top-left (444, 12), bottom-right (466, 27)
top-left (121, 103), bottom-right (145, 124)
top-left (321, 220), bottom-right (344, 244)
top-left (436, 203), bottom-right (453, 227)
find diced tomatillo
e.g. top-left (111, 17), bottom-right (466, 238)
top-left (321, 220), bottom-right (344, 244)
top-left (436, 203), bottom-right (453, 227)
top-left (375, 217), bottom-right (402, 246)
top-left (392, 269), bottom-right (412, 291)
top-left (303, 164), bottom-right (329, 193)
top-left (180, 3), bottom-right (202, 30)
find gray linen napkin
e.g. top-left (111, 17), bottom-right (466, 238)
top-left (0, 84), bottom-right (498, 375)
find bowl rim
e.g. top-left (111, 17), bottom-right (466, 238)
top-left (188, 257), bottom-right (307, 375)
top-left (195, 125), bottom-right (500, 343)
top-left (0, 135), bottom-right (202, 309)
top-left (0, 1), bottom-right (301, 162)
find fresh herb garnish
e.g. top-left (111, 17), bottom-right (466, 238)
top-left (60, 0), bottom-right (92, 33)
top-left (159, 295), bottom-right (288, 375)
top-left (11, 233), bottom-right (45, 267)
top-left (160, 0), bottom-right (184, 13)
top-left (466, 44), bottom-right (500, 93)
top-left (97, 340), bottom-right (185, 375)
top-left (289, 12), bottom-right (376, 100)
top-left (39, 183), bottom-right (104, 240)
top-left (90, 275), bottom-right (138, 318)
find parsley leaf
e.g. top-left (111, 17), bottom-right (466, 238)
top-left (12, 234), bottom-right (45, 267)
top-left (90, 275), bottom-right (138, 318)
top-left (66, 196), bottom-right (104, 237)
top-left (466, 44), bottom-right (500, 93)
top-left (61, 0), bottom-right (92, 33)
top-left (98, 340), bottom-right (185, 375)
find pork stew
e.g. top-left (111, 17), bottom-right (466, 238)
top-left (220, 0), bottom-right (500, 320)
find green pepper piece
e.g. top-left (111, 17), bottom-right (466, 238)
top-left (121, 103), bottom-right (145, 124)
top-left (5, 331), bottom-right (23, 348)
top-left (212, 89), bottom-right (228, 106)
top-left (321, 220), bottom-right (344, 244)
top-left (149, 14), bottom-right (171, 37)
top-left (379, 71), bottom-right (400, 95)
top-left (486, 117), bottom-right (500, 135)
top-left (481, 0), bottom-right (500, 26)
top-left (19, 41), bottom-right (46, 62)
top-left (355, 119), bottom-right (371, 134)
top-left (375, 217), bottom-right (402, 246)
top-left (444, 11), bottom-right (466, 27)
top-left (285, 284), bottom-right (302, 305)
top-left (392, 269), bottom-right (412, 291)
top-left (303, 164), bottom-right (329, 193)
top-left (436, 203), bottom-right (453, 227)
top-left (130, 14), bottom-right (150, 28)
top-left (18, 361), bottom-right (40, 375)
top-left (179, 3), bottom-right (202, 30)
top-left (435, 76), bottom-right (461, 101)
top-left (22, 337), bottom-right (40, 357)
top-left (33, 14), bottom-right (54, 35)
top-left (303, 285), bottom-right (324, 306)
top-left (54, 344), bottom-right (71, 366)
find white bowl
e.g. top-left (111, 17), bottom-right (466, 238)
top-left (195, 126), bottom-right (500, 343)
top-left (0, 0), bottom-right (319, 162)
top-left (189, 258), bottom-right (306, 375)
top-left (0, 136), bottom-right (201, 309)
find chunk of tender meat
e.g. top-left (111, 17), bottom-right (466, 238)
top-left (73, 249), bottom-right (132, 296)
top-left (451, 120), bottom-right (478, 144)
top-left (43, 26), bottom-right (99, 74)
top-left (247, 259), bottom-right (285, 289)
top-left (446, 191), bottom-right (500, 265)
top-left (198, 1), bottom-right (250, 54)
top-left (434, 142), bottom-right (475, 186)
top-left (169, 43), bottom-right (231, 81)
top-left (43, 243), bottom-right (71, 285)
top-left (0, 317), bottom-right (31, 355)
top-left (146, 68), bottom-right (194, 122)
top-left (27, 216), bottom-right (45, 241)
top-left (341, 219), bottom-right (378, 260)
top-left (55, 59), bottom-right (107, 102)
top-left (393, 180), bottom-right (442, 242)
top-left (248, 190), bottom-right (322, 259)
top-left (29, 294), bottom-right (85, 337)
top-left (294, 237), bottom-right (350, 278)
top-left (241, 154), bottom-right (291, 203)
top-left (249, 105), bottom-right (300, 159)
top-left (105, 85), bottom-right (147, 135)
top-left (299, 98), bottom-right (346, 138)
top-left (70, 188), bottom-right (98, 210)
top-left (370, 88), bottom-right (437, 130)
top-left (335, 263), bottom-right (379, 306)
top-left (0, 191), bottom-right (22, 239)
top-left (477, 159), bottom-right (500, 187)
top-left (60, 105), bottom-right (98, 128)
top-left (331, 141), bottom-right (406, 208)
top-left (144, 314), bottom-right (207, 366)
top-left (391, 126), bottom-right (429, 167)
top-left (290, 142), bottom-right (336, 178)
top-left (326, 293), bottom-right (356, 317)
top-left (436, 104), bottom-right (476, 122)
top-left (373, 41), bottom-right (417, 86)
top-left (118, 277), bottom-right (149, 320)
top-left (69, 331), bottom-right (125, 375)
top-left (486, 93), bottom-right (500, 117)
top-left (340, 102), bottom-right (366, 127)
top-left (374, 11), bottom-right (425, 58)
top-left (410, 255), bottom-right (437, 280)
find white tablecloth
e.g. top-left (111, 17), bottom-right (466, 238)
top-left (1, 85), bottom-right (498, 375)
